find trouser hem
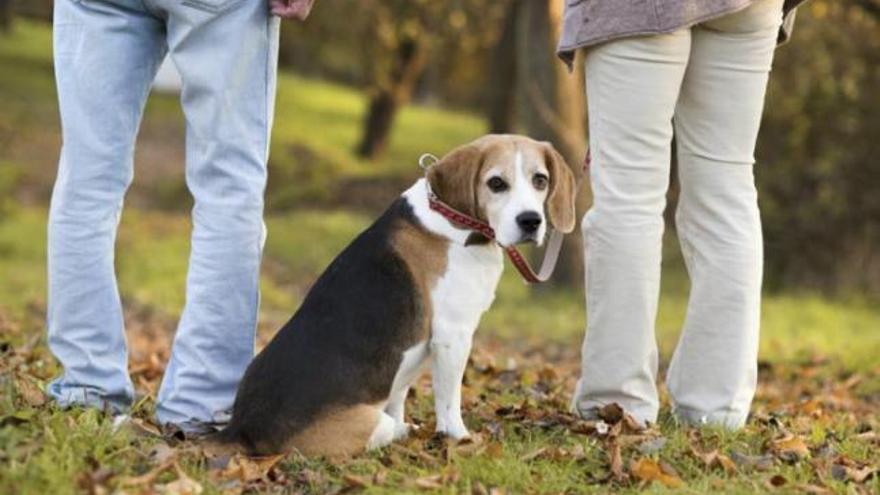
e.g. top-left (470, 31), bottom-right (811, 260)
top-left (47, 382), bottom-right (132, 415)
top-left (671, 404), bottom-right (748, 429)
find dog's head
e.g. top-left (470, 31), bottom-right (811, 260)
top-left (427, 134), bottom-right (577, 247)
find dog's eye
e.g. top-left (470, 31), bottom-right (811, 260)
top-left (533, 173), bottom-right (549, 190)
top-left (487, 177), bottom-right (509, 193)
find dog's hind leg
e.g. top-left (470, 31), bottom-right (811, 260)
top-left (289, 404), bottom-right (382, 458)
top-left (384, 388), bottom-right (413, 440)
top-left (385, 341), bottom-right (429, 440)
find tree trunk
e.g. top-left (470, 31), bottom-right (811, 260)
top-left (357, 91), bottom-right (399, 160)
top-left (356, 36), bottom-right (427, 159)
top-left (485, 0), bottom-right (522, 134)
top-left (0, 0), bottom-right (13, 32)
top-left (517, 0), bottom-right (588, 288)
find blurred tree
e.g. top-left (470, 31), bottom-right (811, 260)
top-left (0, 0), bottom-right (13, 32)
top-left (8, 0), bottom-right (51, 24)
top-left (485, 0), bottom-right (521, 133)
top-left (10, 0), bottom-right (875, 295)
top-left (279, 0), bottom-right (509, 160)
top-left (853, 0), bottom-right (880, 19)
top-left (352, 0), bottom-right (508, 160)
top-left (757, 1), bottom-right (879, 293)
top-left (499, 0), bottom-right (588, 288)
top-left (354, 3), bottom-right (429, 159)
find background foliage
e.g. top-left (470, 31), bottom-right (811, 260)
top-left (4, 0), bottom-right (877, 293)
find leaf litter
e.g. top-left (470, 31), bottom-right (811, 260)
top-left (0, 308), bottom-right (877, 493)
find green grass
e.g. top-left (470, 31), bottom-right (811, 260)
top-left (3, 208), bottom-right (878, 371)
top-left (1, 19), bottom-right (878, 495)
top-left (2, 207), bottom-right (877, 493)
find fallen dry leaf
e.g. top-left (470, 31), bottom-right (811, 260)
top-left (296, 468), bottom-right (324, 486)
top-left (453, 432), bottom-right (485, 452)
top-left (795, 483), bottom-right (832, 494)
top-left (621, 413), bottom-right (644, 433)
top-left (149, 443), bottom-right (177, 465)
top-left (219, 453), bottom-right (284, 483)
top-left (767, 474), bottom-right (787, 488)
top-left (538, 365), bottom-right (559, 382)
top-left (128, 417), bottom-right (163, 438)
top-left (391, 444), bottom-right (440, 465)
top-left (691, 448), bottom-right (738, 475)
top-left (472, 480), bottom-right (489, 495)
top-left (342, 474), bottom-right (371, 488)
top-left (629, 458), bottom-right (683, 488)
top-left (608, 441), bottom-right (625, 482)
top-left (484, 442), bottom-right (504, 459)
top-left (14, 375), bottom-right (46, 407)
top-left (729, 450), bottom-right (775, 471)
top-left (715, 453), bottom-right (738, 475)
top-left (414, 474), bottom-right (444, 490)
top-left (372, 469), bottom-right (388, 486)
top-left (120, 459), bottom-right (175, 487)
top-left (519, 447), bottom-right (547, 462)
top-left (570, 443), bottom-right (586, 461)
top-left (77, 464), bottom-right (114, 495)
top-left (855, 431), bottom-right (878, 443)
top-left (569, 419), bottom-right (599, 435)
top-left (161, 464), bottom-right (203, 495)
top-left (830, 461), bottom-right (876, 483)
top-left (598, 403), bottom-right (624, 424)
top-left (840, 374), bottom-right (862, 390)
top-left (770, 435), bottom-right (810, 461)
top-left (690, 447), bottom-right (715, 467)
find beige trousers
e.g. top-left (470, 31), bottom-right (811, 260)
top-left (574, 0), bottom-right (785, 428)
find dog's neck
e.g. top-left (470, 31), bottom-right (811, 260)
top-left (402, 179), bottom-right (480, 246)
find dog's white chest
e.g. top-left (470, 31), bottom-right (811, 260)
top-left (430, 243), bottom-right (504, 332)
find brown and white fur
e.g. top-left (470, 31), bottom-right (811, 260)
top-left (209, 135), bottom-right (577, 458)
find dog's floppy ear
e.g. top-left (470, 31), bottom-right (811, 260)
top-left (543, 143), bottom-right (577, 233)
top-left (427, 142), bottom-right (485, 219)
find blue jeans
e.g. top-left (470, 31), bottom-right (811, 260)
top-left (47, 0), bottom-right (280, 429)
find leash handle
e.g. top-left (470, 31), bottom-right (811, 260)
top-left (503, 230), bottom-right (564, 283)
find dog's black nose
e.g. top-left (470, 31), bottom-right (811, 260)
top-left (516, 211), bottom-right (542, 234)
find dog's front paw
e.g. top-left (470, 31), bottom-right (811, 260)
top-left (436, 419), bottom-right (471, 441)
top-left (392, 422), bottom-right (413, 441)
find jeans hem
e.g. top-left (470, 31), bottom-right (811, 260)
top-left (47, 381), bottom-right (132, 414)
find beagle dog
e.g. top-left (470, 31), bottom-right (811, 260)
top-left (210, 135), bottom-right (577, 457)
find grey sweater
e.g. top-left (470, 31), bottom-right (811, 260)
top-left (557, 0), bottom-right (806, 68)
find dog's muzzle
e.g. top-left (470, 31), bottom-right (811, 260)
top-left (516, 211), bottom-right (542, 241)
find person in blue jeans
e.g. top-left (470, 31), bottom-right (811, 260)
top-left (47, 0), bottom-right (315, 436)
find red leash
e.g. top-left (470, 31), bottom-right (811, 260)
top-left (423, 149), bottom-right (590, 284)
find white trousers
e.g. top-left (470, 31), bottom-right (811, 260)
top-left (573, 0), bottom-right (784, 428)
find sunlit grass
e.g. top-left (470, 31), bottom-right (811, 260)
top-left (272, 72), bottom-right (486, 179)
top-left (2, 207), bottom-right (877, 372)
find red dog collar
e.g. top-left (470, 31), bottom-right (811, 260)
top-left (425, 189), bottom-right (549, 283)
top-left (420, 149), bottom-right (589, 284)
